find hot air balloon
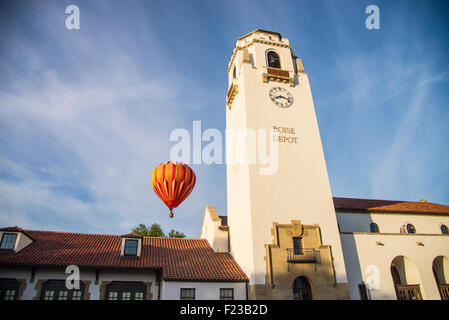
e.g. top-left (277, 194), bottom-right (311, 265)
top-left (151, 161), bottom-right (196, 218)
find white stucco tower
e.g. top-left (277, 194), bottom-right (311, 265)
top-left (225, 30), bottom-right (349, 299)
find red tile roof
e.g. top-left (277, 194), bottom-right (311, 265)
top-left (333, 197), bottom-right (449, 215)
top-left (216, 198), bottom-right (449, 228)
top-left (0, 229), bottom-right (247, 282)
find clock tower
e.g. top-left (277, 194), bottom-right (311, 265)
top-left (225, 30), bottom-right (349, 299)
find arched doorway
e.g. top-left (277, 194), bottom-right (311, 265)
top-left (432, 256), bottom-right (449, 300)
top-left (391, 256), bottom-right (423, 300)
top-left (293, 276), bottom-right (312, 300)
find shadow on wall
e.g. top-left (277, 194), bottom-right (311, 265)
top-left (340, 234), bottom-right (364, 300)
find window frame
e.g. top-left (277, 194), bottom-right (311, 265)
top-left (0, 233), bottom-right (17, 250)
top-left (180, 288), bottom-right (196, 300)
top-left (441, 224), bottom-right (449, 235)
top-left (124, 239), bottom-right (139, 256)
top-left (219, 288), bottom-right (234, 300)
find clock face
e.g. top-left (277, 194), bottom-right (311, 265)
top-left (269, 87), bottom-right (294, 108)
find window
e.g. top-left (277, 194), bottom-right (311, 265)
top-left (58, 290), bottom-right (69, 300)
top-left (0, 233), bottom-right (17, 250)
top-left (135, 292), bottom-right (144, 300)
top-left (441, 224), bottom-right (449, 235)
top-left (292, 237), bottom-right (303, 255)
top-left (106, 282), bottom-right (146, 300)
top-left (406, 223), bottom-right (416, 234)
top-left (44, 290), bottom-right (54, 300)
top-left (267, 51), bottom-right (281, 68)
top-left (220, 288), bottom-right (234, 300)
top-left (72, 290), bottom-right (82, 300)
top-left (108, 291), bottom-right (118, 300)
top-left (293, 276), bottom-right (312, 300)
top-left (0, 279), bottom-right (20, 300)
top-left (40, 280), bottom-right (85, 300)
top-left (180, 288), bottom-right (195, 300)
top-left (4, 289), bottom-right (17, 300)
top-left (232, 66), bottom-right (236, 79)
top-left (370, 222), bottom-right (380, 233)
top-left (124, 239), bottom-right (138, 256)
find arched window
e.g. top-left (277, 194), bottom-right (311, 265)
top-left (432, 256), bottom-right (449, 300)
top-left (232, 66), bottom-right (236, 79)
top-left (369, 222), bottom-right (380, 233)
top-left (267, 51), bottom-right (281, 69)
top-left (441, 224), bottom-right (449, 235)
top-left (406, 223), bottom-right (416, 234)
top-left (293, 276), bottom-right (312, 300)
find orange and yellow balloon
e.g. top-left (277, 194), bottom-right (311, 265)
top-left (151, 161), bottom-right (196, 218)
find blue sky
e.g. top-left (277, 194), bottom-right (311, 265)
top-left (1, 0), bottom-right (448, 237)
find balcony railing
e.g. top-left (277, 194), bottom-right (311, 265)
top-left (438, 284), bottom-right (449, 300)
top-left (262, 67), bottom-right (294, 87)
top-left (286, 248), bottom-right (320, 264)
top-left (395, 284), bottom-right (422, 300)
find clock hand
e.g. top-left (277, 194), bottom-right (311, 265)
top-left (275, 95), bottom-right (287, 100)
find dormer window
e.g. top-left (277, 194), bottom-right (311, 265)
top-left (120, 234), bottom-right (142, 257)
top-left (0, 233), bottom-right (17, 250)
top-left (267, 51), bottom-right (281, 69)
top-left (124, 239), bottom-right (138, 256)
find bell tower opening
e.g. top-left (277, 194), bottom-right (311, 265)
top-left (266, 50), bottom-right (281, 68)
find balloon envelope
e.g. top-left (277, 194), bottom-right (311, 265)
top-left (151, 161), bottom-right (196, 217)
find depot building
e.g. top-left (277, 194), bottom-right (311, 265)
top-left (1, 30), bottom-right (448, 300)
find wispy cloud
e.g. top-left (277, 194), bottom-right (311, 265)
top-left (1, 0), bottom-right (448, 237)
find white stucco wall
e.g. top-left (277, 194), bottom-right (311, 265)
top-left (161, 281), bottom-right (247, 300)
top-left (340, 232), bottom-right (449, 300)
